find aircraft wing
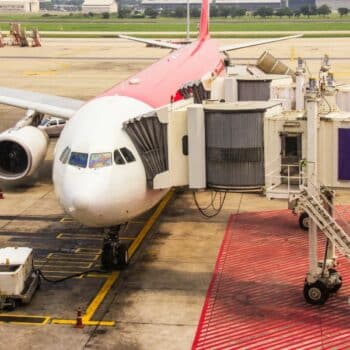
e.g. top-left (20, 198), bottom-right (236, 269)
top-left (0, 86), bottom-right (84, 119)
top-left (118, 34), bottom-right (182, 50)
top-left (219, 34), bottom-right (303, 53)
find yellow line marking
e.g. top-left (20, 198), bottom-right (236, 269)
top-left (57, 233), bottom-right (104, 240)
top-left (85, 273), bottom-right (110, 278)
top-left (84, 271), bottom-right (119, 320)
top-left (60, 217), bottom-right (75, 223)
top-left (52, 319), bottom-right (115, 327)
top-left (128, 190), bottom-right (174, 258)
top-left (39, 262), bottom-right (93, 268)
top-left (49, 254), bottom-right (99, 261)
top-left (75, 248), bottom-right (102, 254)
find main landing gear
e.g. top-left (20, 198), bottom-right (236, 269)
top-left (101, 225), bottom-right (129, 270)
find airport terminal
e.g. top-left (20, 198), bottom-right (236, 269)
top-left (0, 0), bottom-right (350, 348)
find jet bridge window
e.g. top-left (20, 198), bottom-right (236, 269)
top-left (120, 147), bottom-right (135, 163)
top-left (89, 152), bottom-right (112, 169)
top-left (59, 146), bottom-right (71, 164)
top-left (114, 150), bottom-right (126, 165)
top-left (69, 152), bottom-right (88, 168)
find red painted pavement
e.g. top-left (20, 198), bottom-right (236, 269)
top-left (192, 209), bottom-right (350, 350)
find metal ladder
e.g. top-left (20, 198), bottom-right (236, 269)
top-left (299, 188), bottom-right (350, 258)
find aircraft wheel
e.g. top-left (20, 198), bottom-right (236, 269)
top-left (299, 212), bottom-right (309, 231)
top-left (6, 298), bottom-right (16, 311)
top-left (304, 281), bottom-right (329, 305)
top-left (116, 244), bottom-right (129, 269)
top-left (101, 241), bottom-right (114, 270)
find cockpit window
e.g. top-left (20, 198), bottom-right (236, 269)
top-left (69, 152), bottom-right (88, 168)
top-left (120, 147), bottom-right (136, 163)
top-left (114, 150), bottom-right (125, 165)
top-left (59, 146), bottom-right (71, 164)
top-left (89, 152), bottom-right (112, 169)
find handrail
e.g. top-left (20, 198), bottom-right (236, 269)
top-left (266, 162), bottom-right (306, 194)
top-left (304, 180), bottom-right (350, 236)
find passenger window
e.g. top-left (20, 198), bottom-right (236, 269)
top-left (49, 120), bottom-right (57, 126)
top-left (114, 150), bottom-right (125, 165)
top-left (59, 146), bottom-right (71, 164)
top-left (59, 120), bottom-right (66, 125)
top-left (89, 153), bottom-right (112, 169)
top-left (69, 152), bottom-right (88, 168)
top-left (120, 147), bottom-right (136, 163)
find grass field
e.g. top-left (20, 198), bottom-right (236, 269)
top-left (0, 21), bottom-right (350, 32)
top-left (0, 13), bottom-right (350, 37)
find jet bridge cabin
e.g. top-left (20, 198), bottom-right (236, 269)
top-left (123, 99), bottom-right (282, 192)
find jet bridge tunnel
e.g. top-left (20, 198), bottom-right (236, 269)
top-left (123, 84), bottom-right (283, 192)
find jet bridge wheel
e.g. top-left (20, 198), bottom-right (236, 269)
top-left (329, 269), bottom-right (343, 293)
top-left (299, 212), bottom-right (309, 231)
top-left (304, 281), bottom-right (329, 305)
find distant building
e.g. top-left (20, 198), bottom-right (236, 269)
top-left (316, 0), bottom-right (349, 9)
top-left (287, 0), bottom-right (315, 10)
top-left (82, 0), bottom-right (118, 13)
top-left (0, 0), bottom-right (39, 12)
top-left (142, 0), bottom-right (282, 10)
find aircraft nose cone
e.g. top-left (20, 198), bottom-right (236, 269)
top-left (73, 195), bottom-right (90, 211)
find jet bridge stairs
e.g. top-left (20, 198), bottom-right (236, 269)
top-left (297, 188), bottom-right (350, 258)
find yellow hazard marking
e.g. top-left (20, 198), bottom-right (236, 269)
top-left (75, 248), bottom-right (102, 254)
top-left (52, 319), bottom-right (115, 327)
top-left (60, 216), bottom-right (75, 223)
top-left (84, 271), bottom-right (119, 321)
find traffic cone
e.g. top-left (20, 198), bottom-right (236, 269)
top-left (74, 307), bottom-right (84, 328)
top-left (0, 189), bottom-right (4, 199)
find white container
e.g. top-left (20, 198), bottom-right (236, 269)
top-left (0, 247), bottom-right (33, 296)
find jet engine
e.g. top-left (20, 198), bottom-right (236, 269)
top-left (0, 126), bottom-right (49, 181)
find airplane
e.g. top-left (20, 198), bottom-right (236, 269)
top-left (0, 0), bottom-right (301, 269)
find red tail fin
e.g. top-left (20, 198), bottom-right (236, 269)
top-left (199, 0), bottom-right (209, 41)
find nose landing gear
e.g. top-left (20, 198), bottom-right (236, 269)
top-left (101, 225), bottom-right (129, 270)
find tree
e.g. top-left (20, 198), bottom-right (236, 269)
top-left (102, 12), bottom-right (110, 19)
top-left (300, 5), bottom-right (311, 17)
top-left (190, 7), bottom-right (201, 18)
top-left (255, 6), bottom-right (274, 18)
top-left (118, 7), bottom-right (131, 18)
top-left (235, 8), bottom-right (247, 17)
top-left (219, 7), bottom-right (231, 18)
top-left (317, 4), bottom-right (331, 16)
top-left (144, 7), bottom-right (158, 18)
top-left (338, 7), bottom-right (349, 16)
top-left (210, 4), bottom-right (219, 17)
top-left (275, 7), bottom-right (293, 18)
top-left (174, 6), bottom-right (186, 17)
top-left (88, 11), bottom-right (94, 17)
top-left (161, 9), bottom-right (173, 17)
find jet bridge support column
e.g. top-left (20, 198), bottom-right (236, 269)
top-left (302, 85), bottom-right (342, 305)
top-left (305, 93), bottom-right (319, 281)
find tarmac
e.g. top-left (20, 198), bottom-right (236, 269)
top-left (0, 37), bottom-right (349, 349)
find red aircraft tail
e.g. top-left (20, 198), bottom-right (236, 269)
top-left (198, 0), bottom-right (210, 41)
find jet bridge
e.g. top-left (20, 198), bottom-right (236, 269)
top-left (123, 93), bottom-right (282, 191)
